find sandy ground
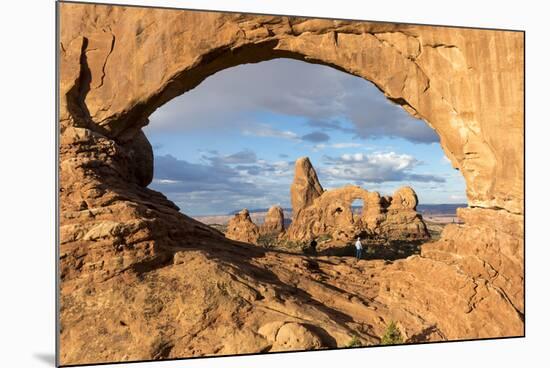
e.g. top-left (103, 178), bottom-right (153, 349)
top-left (423, 215), bottom-right (461, 223)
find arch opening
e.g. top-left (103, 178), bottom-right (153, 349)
top-left (142, 58), bottom-right (467, 247)
top-left (351, 198), bottom-right (364, 224)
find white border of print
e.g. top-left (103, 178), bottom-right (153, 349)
top-left (1, 0), bottom-right (547, 368)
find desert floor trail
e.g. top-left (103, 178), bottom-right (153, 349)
top-left (59, 3), bottom-right (523, 365)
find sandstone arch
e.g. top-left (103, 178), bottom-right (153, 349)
top-left (58, 3), bottom-right (524, 365)
top-left (286, 167), bottom-right (430, 243)
top-left (60, 3), bottom-right (523, 215)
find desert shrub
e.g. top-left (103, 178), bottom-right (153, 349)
top-left (380, 321), bottom-right (403, 345)
top-left (257, 233), bottom-right (278, 248)
top-left (276, 239), bottom-right (307, 252)
top-left (317, 233), bottom-right (333, 242)
top-left (346, 335), bottom-right (362, 347)
top-left (289, 240), bottom-right (307, 251)
top-left (208, 224), bottom-right (227, 233)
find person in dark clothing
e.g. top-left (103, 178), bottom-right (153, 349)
top-left (309, 238), bottom-right (318, 255)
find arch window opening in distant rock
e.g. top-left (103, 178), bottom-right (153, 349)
top-left (143, 58), bottom-right (467, 247)
top-left (351, 198), bottom-right (364, 223)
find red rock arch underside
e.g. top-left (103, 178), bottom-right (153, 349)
top-left (59, 3), bottom-right (524, 366)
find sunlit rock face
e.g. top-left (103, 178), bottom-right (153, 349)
top-left (225, 208), bottom-right (260, 244)
top-left (290, 157), bottom-right (325, 214)
top-left (259, 205), bottom-right (286, 236)
top-left (286, 158), bottom-right (430, 243)
top-left (58, 3), bottom-right (524, 365)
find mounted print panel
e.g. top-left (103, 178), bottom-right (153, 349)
top-left (57, 1), bottom-right (524, 366)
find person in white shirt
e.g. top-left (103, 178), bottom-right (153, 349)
top-left (355, 237), bottom-right (363, 260)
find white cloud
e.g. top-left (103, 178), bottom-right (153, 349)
top-left (151, 152), bottom-right (295, 215)
top-left (341, 152), bottom-right (368, 162)
top-left (154, 179), bottom-right (180, 184)
top-left (367, 152), bottom-right (416, 170)
top-left (449, 194), bottom-right (466, 201)
top-left (331, 142), bottom-right (362, 149)
top-left (207, 149), bottom-right (257, 164)
top-left (145, 59), bottom-right (439, 144)
top-left (321, 151), bottom-right (444, 184)
top-left (313, 142), bottom-right (362, 151)
top-left (242, 124), bottom-right (299, 140)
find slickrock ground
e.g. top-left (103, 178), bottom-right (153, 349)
top-left (60, 223), bottom-right (522, 364)
top-left (58, 3), bottom-right (524, 366)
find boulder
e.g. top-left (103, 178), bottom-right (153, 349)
top-left (388, 186), bottom-right (418, 210)
top-left (382, 187), bottom-right (430, 241)
top-left (259, 205), bottom-right (285, 236)
top-left (271, 322), bottom-right (324, 351)
top-left (225, 209), bottom-right (260, 244)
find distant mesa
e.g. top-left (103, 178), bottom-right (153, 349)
top-left (224, 157), bottom-right (430, 245)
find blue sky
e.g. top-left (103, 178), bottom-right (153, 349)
top-left (144, 59), bottom-right (466, 216)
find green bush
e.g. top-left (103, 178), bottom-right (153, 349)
top-left (380, 321), bottom-right (403, 345)
top-left (346, 335), bottom-right (362, 347)
top-left (257, 233), bottom-right (278, 248)
top-left (283, 240), bottom-right (306, 249)
top-left (317, 233), bottom-right (333, 242)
